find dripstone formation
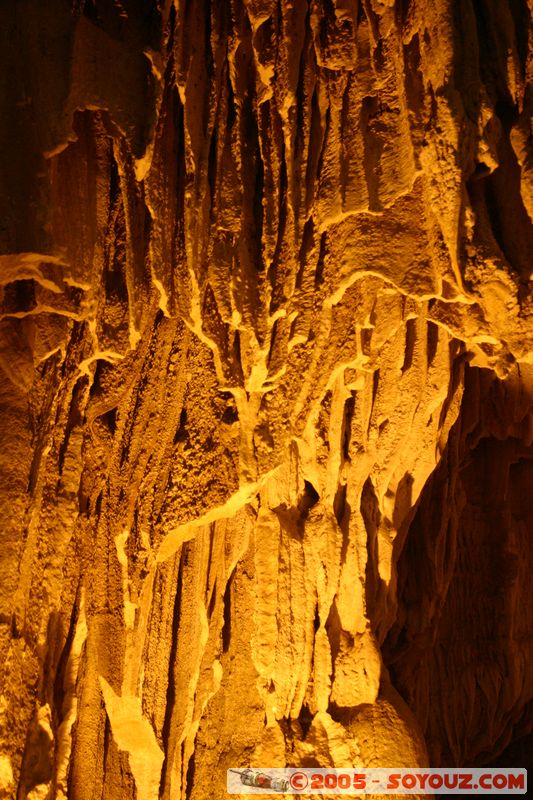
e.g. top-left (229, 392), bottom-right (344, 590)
top-left (1, 1), bottom-right (532, 797)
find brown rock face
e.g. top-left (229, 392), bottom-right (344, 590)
top-left (1, 0), bottom-right (532, 797)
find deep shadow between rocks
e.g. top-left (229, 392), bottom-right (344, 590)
top-left (383, 363), bottom-right (533, 768)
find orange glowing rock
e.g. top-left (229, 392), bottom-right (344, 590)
top-left (0, 1), bottom-right (532, 797)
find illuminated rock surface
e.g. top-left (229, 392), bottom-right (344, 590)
top-left (1, 1), bottom-right (532, 797)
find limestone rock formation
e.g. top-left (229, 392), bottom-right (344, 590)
top-left (1, 0), bottom-right (532, 797)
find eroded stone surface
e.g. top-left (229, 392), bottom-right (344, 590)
top-left (1, 1), bottom-right (532, 798)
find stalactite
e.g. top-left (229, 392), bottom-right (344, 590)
top-left (1, 1), bottom-right (532, 797)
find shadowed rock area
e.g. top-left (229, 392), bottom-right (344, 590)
top-left (0, 0), bottom-right (532, 797)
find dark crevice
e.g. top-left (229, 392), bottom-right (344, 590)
top-left (10, 613), bottom-right (22, 640)
top-left (102, 407), bottom-right (117, 435)
top-left (221, 402), bottom-right (238, 425)
top-left (316, 101), bottom-right (331, 192)
top-left (294, 9), bottom-right (310, 167)
top-left (254, 13), bottom-right (274, 56)
top-left (361, 95), bottom-right (385, 211)
top-left (427, 320), bottom-right (439, 367)
top-left (252, 119), bottom-right (265, 272)
top-left (28, 353), bottom-right (63, 495)
top-left (340, 74), bottom-right (352, 206)
top-left (174, 83), bottom-right (186, 223)
top-left (174, 407), bottom-right (188, 444)
top-left (207, 578), bottom-right (217, 619)
top-left (266, 317), bottom-right (280, 369)
top-left (401, 318), bottom-right (417, 374)
top-left (333, 483), bottom-right (347, 530)
top-left (232, 329), bottom-right (242, 375)
top-left (206, 524), bottom-right (215, 611)
top-left (58, 377), bottom-right (87, 476)
top-left (508, 0), bottom-right (529, 79)
top-left (268, 129), bottom-right (288, 312)
top-left (479, 128), bottom-right (533, 282)
top-left (207, 125), bottom-right (218, 217)
top-left (159, 548), bottom-right (185, 795)
top-left (371, 369), bottom-right (380, 409)
top-left (94, 490), bottom-right (103, 518)
top-left (203, 0), bottom-right (214, 132)
top-left (101, 714), bottom-right (111, 793)
top-left (314, 232), bottom-right (326, 288)
top-left (384, 365), bottom-right (533, 766)
top-left (403, 34), bottom-right (424, 125)
top-left (184, 746), bottom-right (196, 800)
top-left (361, 476), bottom-right (381, 624)
top-left (108, 149), bottom-right (120, 209)
top-left (317, 0), bottom-right (337, 54)
top-left (168, 1), bottom-right (177, 44)
top-left (227, 74), bottom-right (237, 132)
top-left (104, 180), bottom-right (129, 309)
top-left (437, 343), bottom-right (466, 434)
top-left (471, 0), bottom-right (515, 109)
top-left (337, 483), bottom-right (351, 568)
top-left (298, 703), bottom-right (314, 737)
top-left (305, 81), bottom-right (324, 213)
top-left (89, 359), bottom-right (105, 398)
top-left (300, 480), bottom-right (319, 517)
top-left (325, 600), bottom-right (342, 669)
top-left (2, 279), bottom-right (37, 314)
top-left (361, 327), bottom-right (372, 356)
top-left (52, 588), bottom-right (83, 742)
top-left (82, 0), bottom-right (101, 26)
top-left (373, 37), bottom-right (385, 73)
top-left (364, 0), bottom-right (383, 49)
top-left (394, 0), bottom-right (410, 29)
top-left (296, 217), bottom-right (315, 291)
top-left (221, 568), bottom-right (235, 654)
top-left (485, 725), bottom-right (533, 770)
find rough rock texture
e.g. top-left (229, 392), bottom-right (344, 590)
top-left (1, 0), bottom-right (533, 797)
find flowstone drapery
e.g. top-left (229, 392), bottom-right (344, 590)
top-left (1, 1), bottom-right (532, 797)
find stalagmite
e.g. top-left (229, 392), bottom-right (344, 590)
top-left (0, 1), bottom-right (532, 798)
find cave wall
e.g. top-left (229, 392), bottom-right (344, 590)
top-left (0, 0), bottom-right (532, 797)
